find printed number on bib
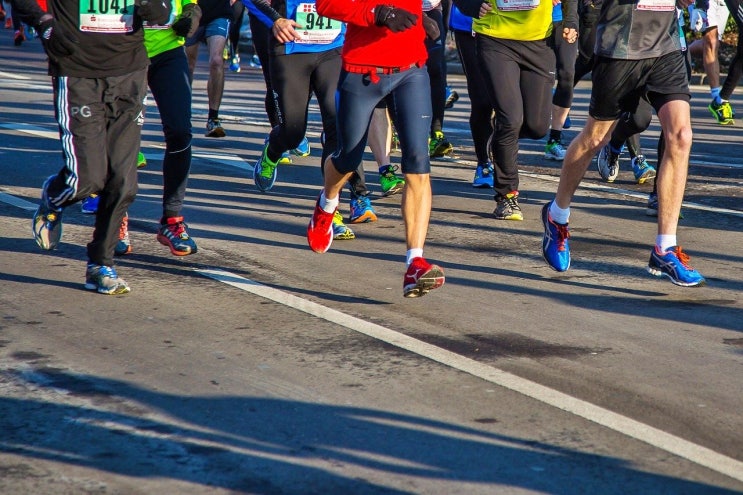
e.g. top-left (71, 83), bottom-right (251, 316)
top-left (294, 3), bottom-right (341, 44)
top-left (80, 0), bottom-right (135, 32)
top-left (636, 0), bottom-right (675, 11)
top-left (495, 0), bottom-right (540, 12)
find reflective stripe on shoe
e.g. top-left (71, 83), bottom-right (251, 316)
top-left (647, 245), bottom-right (706, 287)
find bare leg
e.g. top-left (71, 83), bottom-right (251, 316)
top-left (555, 117), bottom-right (617, 208)
top-left (206, 35), bottom-right (227, 113)
top-left (401, 173), bottom-right (432, 250)
top-left (654, 99), bottom-right (692, 236)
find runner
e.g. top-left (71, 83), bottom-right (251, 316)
top-left (541, 0), bottom-right (706, 287)
top-left (309, 0), bottom-right (445, 298)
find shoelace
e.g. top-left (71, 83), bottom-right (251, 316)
top-left (555, 223), bottom-right (570, 252)
top-left (383, 165), bottom-right (401, 178)
top-left (166, 221), bottom-right (187, 238)
top-left (672, 246), bottom-right (692, 269)
top-left (118, 216), bottom-right (128, 240)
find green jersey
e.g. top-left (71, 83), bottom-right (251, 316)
top-left (144, 0), bottom-right (196, 58)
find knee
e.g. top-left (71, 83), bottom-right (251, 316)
top-left (164, 127), bottom-right (192, 152)
top-left (665, 126), bottom-right (693, 152)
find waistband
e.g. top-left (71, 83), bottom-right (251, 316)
top-left (342, 61), bottom-right (423, 83)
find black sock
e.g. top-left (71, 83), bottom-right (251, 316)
top-left (549, 129), bottom-right (561, 143)
top-left (208, 108), bottom-right (218, 121)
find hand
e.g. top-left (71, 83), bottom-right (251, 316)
top-left (171, 2), bottom-right (201, 37)
top-left (422, 14), bottom-right (439, 40)
top-left (37, 17), bottom-right (79, 60)
top-left (137, 0), bottom-right (172, 26)
top-left (272, 17), bottom-right (301, 43)
top-left (563, 27), bottom-right (577, 44)
top-left (478, 2), bottom-right (492, 18)
top-left (690, 8), bottom-right (708, 32)
top-left (374, 5), bottom-right (418, 33)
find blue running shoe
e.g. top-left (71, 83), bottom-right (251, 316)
top-left (541, 201), bottom-right (570, 272)
top-left (291, 136), bottom-right (311, 157)
top-left (332, 211), bottom-right (355, 240)
top-left (278, 151), bottom-right (292, 165)
top-left (563, 114), bottom-right (572, 129)
top-left (32, 175), bottom-right (64, 250)
top-left (85, 263), bottom-right (131, 295)
top-left (254, 144), bottom-right (279, 192)
top-left (473, 163), bottom-right (494, 188)
top-left (81, 195), bottom-right (99, 214)
top-left (647, 246), bottom-right (706, 287)
top-left (349, 195), bottom-right (378, 224)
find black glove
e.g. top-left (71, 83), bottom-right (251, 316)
top-left (171, 2), bottom-right (201, 37)
top-left (37, 18), bottom-right (79, 60)
top-left (137, 0), bottom-right (172, 25)
top-left (374, 5), bottom-right (418, 33)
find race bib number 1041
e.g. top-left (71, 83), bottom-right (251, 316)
top-left (79, 0), bottom-right (135, 33)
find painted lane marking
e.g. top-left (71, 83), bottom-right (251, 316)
top-left (198, 267), bottom-right (743, 484)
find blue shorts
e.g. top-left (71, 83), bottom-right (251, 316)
top-left (332, 66), bottom-right (432, 175)
top-left (185, 17), bottom-right (230, 46)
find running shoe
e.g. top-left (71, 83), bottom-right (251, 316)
top-left (254, 143), bottom-right (279, 192)
top-left (403, 257), bottom-right (445, 298)
top-left (472, 162), bottom-right (494, 188)
top-left (379, 164), bottom-right (405, 196)
top-left (563, 114), bottom-right (572, 129)
top-left (544, 139), bottom-right (567, 161)
top-left (229, 54), bottom-right (241, 73)
top-left (493, 191), bottom-right (523, 221)
top-left (4, 17), bottom-right (12, 29)
top-left (32, 175), bottom-right (64, 250)
top-left (596, 144), bottom-right (619, 182)
top-left (291, 136), bottom-right (311, 157)
top-left (157, 216), bottom-right (198, 256)
top-left (249, 54), bottom-right (262, 68)
top-left (429, 130), bottom-right (453, 158)
top-left (0, 7), bottom-right (6, 22)
top-left (81, 195), bottom-right (99, 214)
top-left (137, 151), bottom-right (147, 168)
top-left (205, 118), bottom-right (226, 138)
top-left (631, 155), bottom-right (656, 184)
top-left (647, 245), bottom-right (706, 287)
top-left (349, 195), bottom-right (378, 223)
top-left (307, 196), bottom-right (334, 253)
top-left (278, 152), bottom-right (292, 165)
top-left (708, 100), bottom-right (735, 125)
top-left (444, 86), bottom-right (459, 109)
top-left (85, 263), bottom-right (131, 295)
top-left (332, 211), bottom-right (355, 240)
top-left (541, 201), bottom-right (570, 272)
top-left (222, 46), bottom-right (229, 60)
top-left (114, 213), bottom-right (132, 256)
top-left (13, 29), bottom-right (24, 46)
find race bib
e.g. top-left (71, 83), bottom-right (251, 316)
top-left (636, 0), bottom-right (676, 11)
top-left (293, 3), bottom-right (341, 44)
top-left (495, 0), bottom-right (540, 12)
top-left (79, 0), bottom-right (135, 33)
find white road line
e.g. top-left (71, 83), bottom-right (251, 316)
top-left (0, 192), bottom-right (37, 211)
top-left (0, 122), bottom-right (59, 140)
top-left (198, 267), bottom-right (743, 484)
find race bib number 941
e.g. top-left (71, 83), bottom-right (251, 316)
top-left (294, 3), bottom-right (341, 44)
top-left (79, 0), bottom-right (135, 33)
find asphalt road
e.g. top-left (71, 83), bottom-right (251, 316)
top-left (1, 34), bottom-right (742, 494)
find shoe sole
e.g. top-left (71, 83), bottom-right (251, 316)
top-left (493, 211), bottom-right (523, 221)
top-left (635, 170), bottom-right (656, 184)
top-left (472, 182), bottom-right (493, 188)
top-left (157, 235), bottom-right (196, 256)
top-left (430, 145), bottom-right (454, 158)
top-left (403, 266), bottom-right (445, 298)
top-left (544, 153), bottom-right (565, 161)
top-left (646, 266), bottom-right (706, 287)
top-left (205, 129), bottom-right (226, 138)
top-left (349, 212), bottom-right (377, 224)
top-left (382, 183), bottom-right (405, 196)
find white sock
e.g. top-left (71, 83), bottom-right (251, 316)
top-left (549, 200), bottom-right (570, 224)
top-left (656, 235), bottom-right (677, 252)
top-left (406, 248), bottom-right (423, 265)
top-left (320, 191), bottom-right (338, 214)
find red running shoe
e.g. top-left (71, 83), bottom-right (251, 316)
top-left (307, 196), bottom-right (334, 253)
top-left (403, 257), bottom-right (445, 298)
